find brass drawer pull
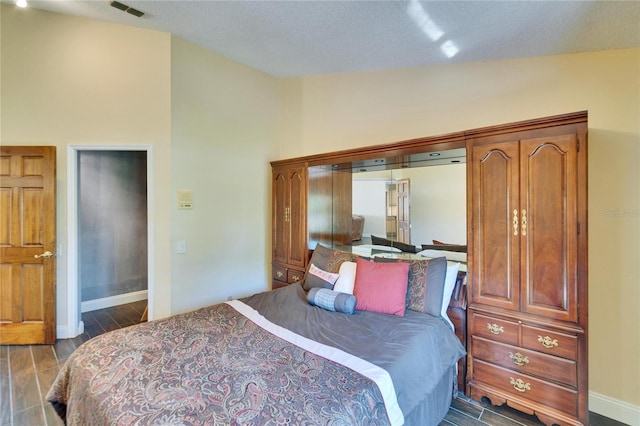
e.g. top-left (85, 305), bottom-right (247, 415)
top-left (487, 323), bottom-right (504, 335)
top-left (538, 335), bottom-right (559, 349)
top-left (509, 352), bottom-right (530, 366)
top-left (276, 271), bottom-right (284, 278)
top-left (291, 275), bottom-right (301, 282)
top-left (510, 377), bottom-right (531, 393)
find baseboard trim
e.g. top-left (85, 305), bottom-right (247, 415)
top-left (81, 290), bottom-right (148, 313)
top-left (57, 320), bottom-right (84, 339)
top-left (590, 391), bottom-right (639, 425)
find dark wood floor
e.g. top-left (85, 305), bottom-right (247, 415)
top-left (1, 300), bottom-right (625, 426)
top-left (1, 300), bottom-right (147, 426)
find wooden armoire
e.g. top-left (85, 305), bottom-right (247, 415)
top-left (271, 163), bottom-right (308, 289)
top-left (270, 112), bottom-right (588, 425)
top-left (466, 112), bottom-right (588, 426)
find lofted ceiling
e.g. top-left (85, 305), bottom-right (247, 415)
top-left (5, 0), bottom-right (640, 78)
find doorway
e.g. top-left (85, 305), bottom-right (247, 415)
top-left (67, 145), bottom-right (153, 338)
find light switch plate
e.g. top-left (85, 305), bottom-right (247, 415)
top-left (177, 191), bottom-right (193, 209)
top-left (177, 240), bottom-right (186, 254)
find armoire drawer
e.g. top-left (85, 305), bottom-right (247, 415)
top-left (473, 360), bottom-right (578, 417)
top-left (272, 265), bottom-right (288, 283)
top-left (287, 269), bottom-right (304, 284)
top-left (471, 336), bottom-right (577, 387)
top-left (522, 325), bottom-right (578, 360)
top-left (471, 312), bottom-right (519, 345)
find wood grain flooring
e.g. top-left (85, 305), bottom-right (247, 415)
top-left (1, 300), bottom-right (626, 426)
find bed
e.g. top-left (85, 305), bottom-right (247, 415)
top-left (47, 247), bottom-right (465, 426)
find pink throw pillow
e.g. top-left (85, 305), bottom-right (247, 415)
top-left (353, 257), bottom-right (409, 316)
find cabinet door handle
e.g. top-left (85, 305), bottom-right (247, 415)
top-left (510, 377), bottom-right (531, 393)
top-left (513, 209), bottom-right (519, 236)
top-left (538, 335), bottom-right (559, 349)
top-left (509, 352), bottom-right (530, 366)
top-left (284, 207), bottom-right (291, 223)
top-left (521, 209), bottom-right (527, 236)
top-left (487, 323), bottom-right (504, 335)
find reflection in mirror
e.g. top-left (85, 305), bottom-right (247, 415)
top-left (352, 161), bottom-right (466, 248)
top-left (308, 147), bottom-right (467, 264)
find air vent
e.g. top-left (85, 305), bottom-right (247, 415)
top-left (110, 1), bottom-right (144, 18)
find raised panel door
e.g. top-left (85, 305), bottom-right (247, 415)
top-left (396, 179), bottom-right (411, 243)
top-left (0, 146), bottom-right (57, 344)
top-left (272, 170), bottom-right (289, 265)
top-left (471, 142), bottom-right (520, 311)
top-left (287, 168), bottom-right (307, 268)
top-left (520, 135), bottom-right (578, 323)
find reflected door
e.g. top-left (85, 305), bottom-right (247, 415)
top-left (0, 146), bottom-right (57, 344)
top-left (396, 179), bottom-right (410, 243)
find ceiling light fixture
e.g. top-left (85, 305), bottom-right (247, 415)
top-left (16, 0), bottom-right (27, 8)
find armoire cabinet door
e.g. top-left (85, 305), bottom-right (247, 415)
top-left (471, 142), bottom-right (521, 311)
top-left (272, 166), bottom-right (307, 268)
top-left (520, 134), bottom-right (578, 323)
top-left (272, 170), bottom-right (289, 265)
top-left (287, 168), bottom-right (307, 268)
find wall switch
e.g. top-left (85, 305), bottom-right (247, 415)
top-left (177, 240), bottom-right (186, 254)
top-left (177, 191), bottom-right (194, 210)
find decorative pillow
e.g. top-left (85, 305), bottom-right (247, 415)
top-left (375, 256), bottom-right (447, 316)
top-left (307, 288), bottom-right (357, 315)
top-left (441, 262), bottom-right (460, 330)
top-left (422, 243), bottom-right (467, 253)
top-left (302, 243), bottom-right (358, 291)
top-left (304, 263), bottom-right (340, 290)
top-left (353, 257), bottom-right (409, 316)
top-left (370, 235), bottom-right (417, 253)
top-left (333, 261), bottom-right (357, 294)
top-left (390, 240), bottom-right (418, 253)
top-left (371, 235), bottom-right (393, 247)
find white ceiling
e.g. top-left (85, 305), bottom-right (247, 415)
top-left (9, 0), bottom-right (640, 77)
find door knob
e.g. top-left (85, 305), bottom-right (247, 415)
top-left (34, 251), bottom-right (54, 259)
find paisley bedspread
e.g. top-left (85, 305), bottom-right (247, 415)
top-left (47, 298), bottom-right (401, 425)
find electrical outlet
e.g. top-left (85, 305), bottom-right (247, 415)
top-left (177, 240), bottom-right (186, 254)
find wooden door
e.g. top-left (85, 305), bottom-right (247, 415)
top-left (272, 169), bottom-right (289, 265)
top-left (520, 134), bottom-right (578, 322)
top-left (396, 179), bottom-right (410, 243)
top-left (272, 166), bottom-right (306, 268)
top-left (287, 167), bottom-right (307, 268)
top-left (471, 141), bottom-right (520, 312)
top-left (0, 146), bottom-right (57, 344)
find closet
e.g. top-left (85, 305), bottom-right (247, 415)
top-left (467, 114), bottom-right (588, 426)
top-left (270, 111), bottom-right (588, 425)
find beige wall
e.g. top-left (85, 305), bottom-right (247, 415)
top-left (0, 5), bottom-right (282, 326)
top-left (280, 48), bottom-right (640, 413)
top-left (1, 5), bottom-right (173, 323)
top-left (170, 37), bottom-right (280, 313)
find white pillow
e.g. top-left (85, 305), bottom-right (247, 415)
top-left (441, 262), bottom-right (460, 331)
top-left (333, 261), bottom-right (357, 294)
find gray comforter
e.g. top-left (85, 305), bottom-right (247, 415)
top-left (244, 284), bottom-right (465, 419)
top-left (47, 284), bottom-right (464, 425)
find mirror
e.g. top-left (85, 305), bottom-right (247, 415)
top-left (308, 146), bottom-right (467, 262)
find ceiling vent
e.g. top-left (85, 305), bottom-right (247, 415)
top-left (110, 1), bottom-right (144, 18)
